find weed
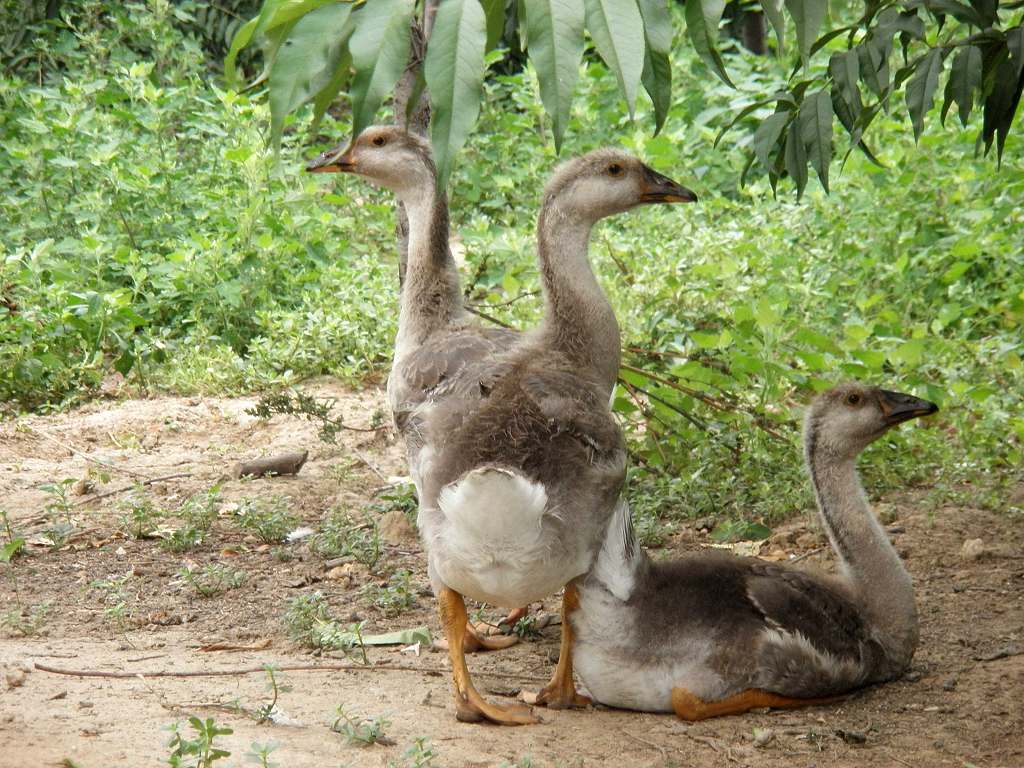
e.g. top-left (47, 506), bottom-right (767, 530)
top-left (254, 666), bottom-right (291, 724)
top-left (388, 738), bottom-right (438, 768)
top-left (245, 742), bottom-right (279, 768)
top-left (271, 546), bottom-right (294, 562)
top-left (363, 569), bottom-right (417, 617)
top-left (311, 509), bottom-right (381, 568)
top-left (178, 563), bottom-right (246, 597)
top-left (282, 592), bottom-right (368, 662)
top-left (162, 525), bottom-right (205, 553)
top-left (118, 490), bottom-right (163, 539)
top-left (332, 706), bottom-right (393, 746)
top-left (39, 479), bottom-right (75, 525)
top-left (248, 391), bottom-right (349, 444)
top-left (512, 614), bottom-right (542, 640)
top-left (1, 510), bottom-right (26, 566)
top-left (0, 602), bottom-right (51, 637)
top-left (179, 487), bottom-right (222, 531)
top-left (90, 573), bottom-right (133, 626)
top-left (236, 496), bottom-right (299, 544)
top-left (166, 716), bottom-right (233, 768)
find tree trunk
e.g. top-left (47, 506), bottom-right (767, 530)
top-left (724, 2), bottom-right (767, 56)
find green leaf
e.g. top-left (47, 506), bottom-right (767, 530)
top-left (684, 0), bottom-right (733, 87)
top-left (784, 119), bottom-right (808, 198)
top-left (710, 520), bottom-right (772, 542)
top-left (0, 539), bottom-right (25, 563)
top-left (480, 0), bottom-right (507, 51)
top-left (269, 3), bottom-right (354, 149)
top-left (905, 47), bottom-right (944, 141)
top-left (799, 90), bottom-right (832, 193)
top-left (225, 17), bottom-right (258, 87)
top-left (349, 0), bottom-right (414, 138)
top-left (524, 0), bottom-right (586, 151)
top-left (425, 0), bottom-right (489, 189)
top-left (638, 0), bottom-right (673, 133)
top-left (311, 46), bottom-right (353, 133)
top-left (942, 44), bottom-right (982, 126)
top-left (361, 626), bottom-right (433, 645)
top-left (829, 49), bottom-right (861, 118)
top-left (762, 0), bottom-right (786, 54)
top-left (753, 111), bottom-right (791, 171)
top-left (785, 0), bottom-right (827, 69)
top-left (584, 0), bottom-right (646, 116)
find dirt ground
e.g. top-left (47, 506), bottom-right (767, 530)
top-left (1, 379), bottom-right (1022, 768)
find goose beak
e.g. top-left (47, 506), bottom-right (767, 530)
top-left (639, 166), bottom-right (698, 204)
top-left (306, 145), bottom-right (355, 173)
top-left (878, 390), bottom-right (939, 426)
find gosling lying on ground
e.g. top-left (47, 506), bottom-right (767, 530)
top-left (570, 382), bottom-right (938, 720)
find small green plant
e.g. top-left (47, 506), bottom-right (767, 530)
top-left (162, 525), bottom-right (205, 553)
top-left (248, 391), bottom-right (350, 444)
top-left (363, 569), bottom-right (416, 617)
top-left (118, 490), bottom-right (162, 539)
top-left (282, 592), bottom-right (368, 661)
top-left (90, 573), bottom-right (133, 626)
top-left (179, 486), bottom-right (222, 532)
top-left (178, 563), bottom-right (247, 597)
top-left (42, 521), bottom-right (74, 550)
top-left (388, 738), bottom-right (438, 768)
top-left (1, 510), bottom-right (25, 566)
top-left (236, 496), bottom-right (299, 544)
top-left (245, 741), bottom-right (279, 768)
top-left (39, 479), bottom-right (75, 525)
top-left (0, 602), bottom-right (51, 637)
top-left (166, 716), bottom-right (233, 768)
top-left (511, 614), bottom-right (541, 640)
top-left (254, 666), bottom-right (291, 724)
top-left (332, 706), bottom-right (393, 746)
top-left (311, 509), bottom-right (381, 568)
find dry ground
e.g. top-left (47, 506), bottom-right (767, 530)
top-left (1, 379), bottom-right (1022, 768)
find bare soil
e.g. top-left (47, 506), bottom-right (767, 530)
top-left (1, 379), bottom-right (1021, 768)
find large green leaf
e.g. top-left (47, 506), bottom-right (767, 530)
top-left (753, 110), bottom-right (791, 171)
top-left (906, 47), bottom-right (944, 141)
top-left (225, 17), bottom-right (258, 87)
top-left (942, 44), bottom-right (982, 126)
top-left (799, 90), bottom-right (832, 193)
top-left (584, 0), bottom-right (646, 116)
top-left (783, 118), bottom-right (808, 197)
top-left (523, 0), bottom-right (586, 151)
top-left (425, 0), bottom-right (488, 189)
top-left (480, 0), bottom-right (507, 51)
top-left (311, 46), bottom-right (353, 133)
top-left (981, 26), bottom-right (1024, 163)
top-left (349, 0), bottom-right (415, 138)
top-left (829, 49), bottom-right (861, 119)
top-left (269, 3), bottom-right (354, 148)
top-left (638, 0), bottom-right (672, 132)
top-left (785, 0), bottom-right (827, 68)
top-left (684, 0), bottom-right (733, 86)
top-left (761, 0), bottom-right (786, 54)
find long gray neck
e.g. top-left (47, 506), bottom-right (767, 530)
top-left (804, 425), bottom-right (918, 664)
top-left (395, 186), bottom-right (464, 355)
top-left (536, 201), bottom-right (620, 392)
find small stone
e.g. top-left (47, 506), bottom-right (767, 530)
top-left (903, 670), bottom-right (923, 683)
top-left (115, 546), bottom-right (127, 558)
top-left (380, 510), bottom-right (417, 546)
top-left (5, 667), bottom-right (26, 689)
top-left (78, 700), bottom-right (94, 709)
top-left (941, 676), bottom-right (958, 691)
top-left (753, 727), bottom-right (775, 748)
top-left (960, 538), bottom-right (986, 561)
top-left (835, 729), bottom-right (867, 745)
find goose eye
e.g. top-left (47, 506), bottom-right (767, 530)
top-left (372, 136), bottom-right (387, 147)
top-left (608, 163), bottom-right (623, 176)
top-left (846, 393), bottom-right (861, 406)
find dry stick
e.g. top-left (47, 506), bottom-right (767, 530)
top-left (74, 472), bottom-right (193, 506)
top-left (26, 425), bottom-right (152, 481)
top-left (463, 305), bottom-right (514, 329)
top-left (34, 661), bottom-right (549, 684)
top-left (620, 729), bottom-right (670, 759)
top-left (788, 546), bottom-right (826, 564)
top-left (466, 290), bottom-right (540, 309)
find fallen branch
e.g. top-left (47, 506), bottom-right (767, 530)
top-left (74, 472), bottom-right (193, 506)
top-left (231, 450), bottom-right (308, 480)
top-left (788, 546), bottom-right (826, 564)
top-left (34, 661), bottom-right (548, 683)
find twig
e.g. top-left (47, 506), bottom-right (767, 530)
top-left (127, 654), bottom-right (167, 663)
top-left (463, 305), bottom-right (513, 329)
top-left (352, 450), bottom-right (388, 483)
top-left (34, 661), bottom-right (549, 683)
top-left (25, 425), bottom-right (152, 481)
top-left (466, 290), bottom-right (539, 308)
top-left (74, 473), bottom-right (193, 506)
top-left (620, 729), bottom-right (669, 759)
top-left (788, 546), bottom-right (826, 564)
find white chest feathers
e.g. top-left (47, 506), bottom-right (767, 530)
top-left (432, 467), bottom-right (586, 607)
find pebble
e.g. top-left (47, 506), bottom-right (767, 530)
top-left (903, 670), bottom-right (923, 683)
top-left (942, 676), bottom-right (958, 691)
top-left (960, 538), bottom-right (986, 561)
top-left (4, 667), bottom-right (26, 689)
top-left (835, 729), bottom-right (867, 744)
top-left (753, 727), bottom-right (775, 748)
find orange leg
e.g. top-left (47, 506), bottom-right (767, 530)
top-left (671, 686), bottom-right (845, 721)
top-left (438, 587), bottom-right (539, 725)
top-left (499, 605), bottom-right (531, 628)
top-left (534, 583), bottom-right (592, 709)
top-left (463, 621), bottom-right (518, 652)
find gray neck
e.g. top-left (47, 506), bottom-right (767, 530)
top-left (536, 201), bottom-right (620, 392)
top-left (395, 186), bottom-right (464, 353)
top-left (805, 427), bottom-right (918, 663)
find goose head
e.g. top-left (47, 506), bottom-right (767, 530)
top-left (306, 126), bottom-right (435, 202)
top-left (806, 382), bottom-right (938, 458)
top-left (542, 149), bottom-right (697, 224)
